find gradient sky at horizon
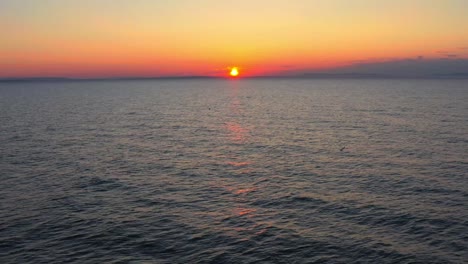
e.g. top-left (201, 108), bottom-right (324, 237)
top-left (1, 0), bottom-right (467, 77)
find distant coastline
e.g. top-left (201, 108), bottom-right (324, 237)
top-left (0, 76), bottom-right (221, 83)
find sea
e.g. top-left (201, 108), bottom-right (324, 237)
top-left (1, 78), bottom-right (467, 263)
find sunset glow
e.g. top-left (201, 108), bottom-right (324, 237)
top-left (0, 0), bottom-right (467, 78)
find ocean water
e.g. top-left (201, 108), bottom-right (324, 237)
top-left (0, 79), bottom-right (467, 264)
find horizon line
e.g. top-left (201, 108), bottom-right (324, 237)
top-left (2, 73), bottom-right (468, 82)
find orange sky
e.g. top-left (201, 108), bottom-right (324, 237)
top-left (1, 0), bottom-right (467, 78)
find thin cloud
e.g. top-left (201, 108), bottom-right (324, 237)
top-left (436, 49), bottom-right (465, 58)
top-left (285, 58), bottom-right (468, 78)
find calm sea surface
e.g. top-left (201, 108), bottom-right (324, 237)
top-left (1, 79), bottom-right (467, 263)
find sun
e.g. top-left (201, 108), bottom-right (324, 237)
top-left (229, 67), bottom-right (239, 77)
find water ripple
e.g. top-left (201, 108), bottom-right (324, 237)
top-left (1, 79), bottom-right (467, 263)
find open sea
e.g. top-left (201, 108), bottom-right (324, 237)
top-left (1, 78), bottom-right (467, 263)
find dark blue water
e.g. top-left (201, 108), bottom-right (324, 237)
top-left (1, 79), bottom-right (467, 263)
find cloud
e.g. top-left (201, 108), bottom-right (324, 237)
top-left (280, 58), bottom-right (468, 78)
top-left (436, 50), bottom-right (464, 58)
top-left (335, 58), bottom-right (468, 76)
top-left (349, 56), bottom-right (424, 65)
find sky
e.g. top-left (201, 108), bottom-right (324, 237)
top-left (1, 0), bottom-right (468, 78)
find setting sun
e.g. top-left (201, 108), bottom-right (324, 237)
top-left (230, 67), bottom-right (239, 77)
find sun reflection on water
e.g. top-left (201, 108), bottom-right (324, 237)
top-left (225, 122), bottom-right (248, 142)
top-left (209, 82), bottom-right (265, 240)
top-left (235, 208), bottom-right (256, 217)
top-left (226, 161), bottom-right (252, 167)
